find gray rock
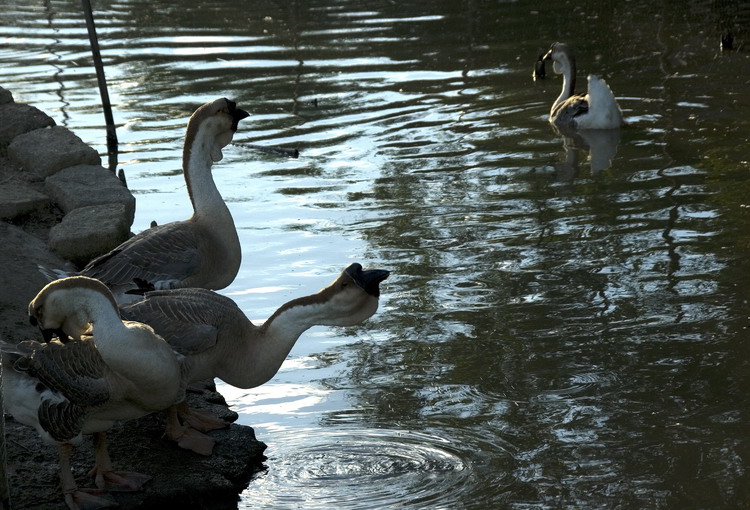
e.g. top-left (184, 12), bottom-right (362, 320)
top-left (0, 86), bottom-right (12, 104)
top-left (0, 181), bottom-right (49, 220)
top-left (48, 203), bottom-right (131, 265)
top-left (0, 102), bottom-right (55, 146)
top-left (8, 126), bottom-right (101, 177)
top-left (0, 222), bottom-right (73, 340)
top-left (45, 164), bottom-right (135, 226)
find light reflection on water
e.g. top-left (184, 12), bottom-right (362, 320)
top-left (2, 0), bottom-right (750, 508)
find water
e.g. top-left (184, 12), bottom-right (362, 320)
top-left (2, 0), bottom-right (750, 508)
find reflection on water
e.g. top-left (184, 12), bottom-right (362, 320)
top-left (3, 0), bottom-right (750, 508)
top-left (551, 126), bottom-right (622, 178)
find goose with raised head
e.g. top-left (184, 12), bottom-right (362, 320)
top-left (119, 263), bottom-right (389, 454)
top-left (2, 276), bottom-right (183, 509)
top-left (44, 98), bottom-right (250, 303)
top-left (543, 42), bottom-right (623, 129)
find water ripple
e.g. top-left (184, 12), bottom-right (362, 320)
top-left (242, 427), bottom-right (510, 509)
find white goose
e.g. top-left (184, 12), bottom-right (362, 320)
top-left (119, 263), bottom-right (389, 454)
top-left (543, 42), bottom-right (623, 129)
top-left (2, 276), bottom-right (183, 510)
top-left (54, 98), bottom-right (249, 303)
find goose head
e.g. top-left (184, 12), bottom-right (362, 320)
top-left (314, 263), bottom-right (389, 326)
top-left (28, 276), bottom-right (119, 342)
top-left (185, 97), bottom-right (250, 163)
top-left (266, 263), bottom-right (390, 331)
top-left (544, 42), bottom-right (574, 75)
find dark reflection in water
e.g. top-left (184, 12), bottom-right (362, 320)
top-left (2, 0), bottom-right (750, 508)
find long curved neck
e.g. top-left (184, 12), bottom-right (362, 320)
top-left (218, 301), bottom-right (325, 389)
top-left (183, 131), bottom-right (228, 219)
top-left (554, 56), bottom-right (577, 109)
top-left (80, 295), bottom-right (129, 358)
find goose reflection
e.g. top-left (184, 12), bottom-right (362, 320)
top-left (550, 124), bottom-right (622, 180)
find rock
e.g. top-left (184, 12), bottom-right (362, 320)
top-left (0, 222), bottom-right (73, 340)
top-left (45, 164), bottom-right (136, 226)
top-left (0, 181), bottom-right (49, 220)
top-left (0, 102), bottom-right (55, 146)
top-left (5, 385), bottom-right (267, 510)
top-left (0, 86), bottom-right (12, 104)
top-left (48, 204), bottom-right (132, 265)
top-left (8, 126), bottom-right (101, 177)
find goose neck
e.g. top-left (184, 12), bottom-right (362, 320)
top-left (554, 57), bottom-right (577, 108)
top-left (183, 135), bottom-right (225, 218)
top-left (221, 304), bottom-right (318, 389)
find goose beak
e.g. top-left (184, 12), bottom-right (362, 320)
top-left (534, 54), bottom-right (546, 80)
top-left (345, 263), bottom-right (390, 298)
top-left (225, 99), bottom-right (250, 131)
top-left (39, 327), bottom-right (68, 343)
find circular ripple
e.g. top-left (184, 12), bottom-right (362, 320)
top-left (241, 428), bottom-right (512, 509)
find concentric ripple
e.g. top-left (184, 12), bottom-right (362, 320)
top-left (241, 427), bottom-right (512, 509)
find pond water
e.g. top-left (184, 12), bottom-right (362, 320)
top-left (2, 0), bottom-right (750, 508)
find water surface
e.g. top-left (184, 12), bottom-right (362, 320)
top-left (2, 0), bottom-right (750, 508)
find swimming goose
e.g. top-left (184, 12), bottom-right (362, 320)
top-left (119, 263), bottom-right (389, 453)
top-left (46, 98), bottom-right (249, 303)
top-left (543, 42), bottom-right (623, 129)
top-left (2, 276), bottom-right (182, 509)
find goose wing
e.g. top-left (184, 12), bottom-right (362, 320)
top-left (10, 339), bottom-right (110, 407)
top-left (3, 339), bottom-right (110, 442)
top-left (81, 220), bottom-right (202, 288)
top-left (121, 288), bottom-right (245, 355)
top-left (551, 93), bottom-right (589, 127)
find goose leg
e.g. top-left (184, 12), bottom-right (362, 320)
top-left (177, 401), bottom-right (229, 432)
top-left (58, 443), bottom-right (117, 510)
top-left (88, 432), bottom-right (151, 491)
top-left (164, 404), bottom-right (216, 456)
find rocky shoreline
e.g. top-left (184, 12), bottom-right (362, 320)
top-left (0, 87), bottom-right (267, 509)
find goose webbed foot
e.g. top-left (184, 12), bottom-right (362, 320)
top-left (174, 426), bottom-right (216, 456)
top-left (179, 405), bottom-right (229, 432)
top-left (89, 467), bottom-right (152, 492)
top-left (89, 431), bottom-right (151, 491)
top-left (59, 444), bottom-right (117, 510)
top-left (63, 488), bottom-right (118, 510)
top-left (165, 404), bottom-right (217, 456)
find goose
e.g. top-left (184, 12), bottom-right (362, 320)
top-left (118, 263), bottom-right (389, 454)
top-left (2, 276), bottom-right (183, 509)
top-left (44, 98), bottom-right (250, 303)
top-left (543, 42), bottom-right (623, 129)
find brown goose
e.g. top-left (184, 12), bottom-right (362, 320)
top-left (45, 98), bottom-right (249, 303)
top-left (543, 42), bottom-right (623, 129)
top-left (2, 276), bottom-right (183, 509)
top-left (119, 263), bottom-right (389, 454)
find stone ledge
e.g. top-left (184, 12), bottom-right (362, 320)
top-left (0, 102), bottom-right (55, 146)
top-left (48, 203), bottom-right (132, 266)
top-left (0, 181), bottom-right (49, 220)
top-left (45, 164), bottom-right (136, 225)
top-left (8, 126), bottom-right (101, 178)
top-left (0, 87), bottom-right (12, 105)
top-left (5, 385), bottom-right (267, 510)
